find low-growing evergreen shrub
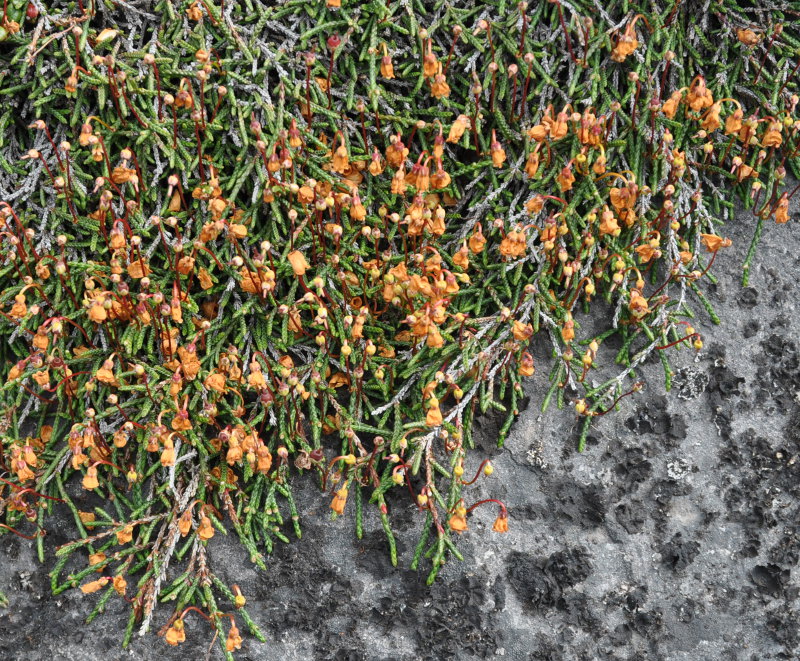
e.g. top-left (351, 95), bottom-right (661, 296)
top-left (1, 0), bottom-right (798, 655)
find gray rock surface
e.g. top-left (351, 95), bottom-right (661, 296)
top-left (1, 195), bottom-right (799, 660)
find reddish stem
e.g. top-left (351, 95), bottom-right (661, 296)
top-left (0, 523), bottom-right (42, 540)
top-left (591, 382), bottom-right (643, 417)
top-left (465, 498), bottom-right (507, 517)
top-left (0, 475), bottom-right (63, 502)
top-left (520, 67), bottom-right (532, 119)
top-left (778, 56), bottom-right (800, 98)
top-left (518, 6), bottom-right (528, 56)
top-left (171, 105), bottom-right (178, 148)
top-left (178, 605), bottom-right (215, 625)
top-left (555, 1), bottom-right (578, 66)
top-left (460, 458), bottom-right (493, 486)
top-left (656, 333), bottom-right (699, 351)
top-left (753, 29), bottom-right (779, 85)
top-left (444, 31), bottom-right (459, 76)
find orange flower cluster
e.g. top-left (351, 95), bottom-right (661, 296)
top-left (7, 433), bottom-right (46, 483)
top-left (210, 425), bottom-right (273, 473)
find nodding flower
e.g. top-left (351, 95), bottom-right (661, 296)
top-left (226, 621), bottom-right (243, 652)
top-left (330, 487), bottom-right (349, 515)
top-left (592, 145), bottom-right (607, 175)
top-left (524, 149), bottom-right (540, 178)
top-left (430, 63), bottom-right (450, 99)
top-left (165, 618), bottom-right (186, 646)
top-left (331, 134), bottom-right (350, 174)
top-left (380, 43), bottom-right (394, 79)
top-left (700, 233), bottom-right (732, 252)
top-left (737, 28), bottom-right (761, 46)
top-left (349, 189), bottom-right (367, 222)
top-left (611, 14), bottom-right (650, 62)
top-left (385, 132), bottom-right (409, 167)
top-left (197, 512), bottom-right (215, 541)
top-left (661, 89), bottom-right (684, 119)
top-left (82, 465), bottom-right (99, 490)
top-left (490, 130), bottom-right (506, 168)
top-left (492, 513), bottom-right (509, 533)
top-left (468, 224), bottom-right (487, 254)
top-left (775, 194), bottom-right (789, 224)
top-left (369, 147), bottom-right (385, 176)
top-left (725, 107), bottom-right (744, 135)
top-left (448, 502), bottom-right (468, 533)
top-left (686, 76), bottom-right (714, 112)
top-left (80, 577), bottom-right (109, 594)
top-left (701, 97), bottom-right (740, 133)
top-left (446, 114), bottom-right (470, 143)
top-left (556, 162), bottom-right (575, 192)
top-left (519, 352), bottom-right (535, 377)
top-left (390, 164), bottom-right (407, 195)
top-left (423, 39), bottom-right (438, 78)
top-left (430, 159), bottom-right (451, 189)
top-left (761, 119), bottom-right (783, 148)
top-left (425, 395), bottom-right (443, 426)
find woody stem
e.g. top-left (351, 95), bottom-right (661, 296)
top-left (630, 80), bottom-right (641, 133)
top-left (305, 62), bottom-right (313, 126)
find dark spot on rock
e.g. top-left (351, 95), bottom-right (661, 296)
top-left (630, 609), bottom-right (663, 638)
top-left (741, 532), bottom-right (761, 559)
top-left (660, 533), bottom-right (700, 571)
top-left (766, 605), bottom-right (800, 648)
top-left (624, 396), bottom-right (686, 446)
top-left (506, 548), bottom-right (591, 615)
top-left (768, 534), bottom-right (800, 566)
top-left (608, 623), bottom-right (632, 647)
top-left (615, 500), bottom-right (646, 534)
top-left (751, 564), bottom-right (788, 597)
top-left (674, 597), bottom-right (702, 623)
top-left (547, 481), bottom-right (606, 527)
top-left (742, 319), bottom-right (760, 338)
top-left (0, 537), bottom-right (20, 560)
top-left (738, 287), bottom-right (758, 309)
top-left (613, 448), bottom-right (652, 488)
